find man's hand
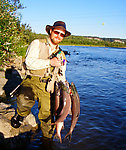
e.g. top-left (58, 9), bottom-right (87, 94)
top-left (50, 57), bottom-right (61, 67)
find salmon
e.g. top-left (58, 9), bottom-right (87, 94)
top-left (64, 82), bottom-right (80, 141)
top-left (52, 81), bottom-right (71, 143)
top-left (53, 82), bottom-right (63, 143)
top-left (52, 81), bottom-right (71, 125)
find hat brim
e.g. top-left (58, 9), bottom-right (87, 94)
top-left (46, 25), bottom-right (71, 37)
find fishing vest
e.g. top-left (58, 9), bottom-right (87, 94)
top-left (28, 39), bottom-right (51, 77)
top-left (24, 39), bottom-right (65, 79)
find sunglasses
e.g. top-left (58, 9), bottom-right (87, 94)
top-left (53, 30), bottom-right (65, 37)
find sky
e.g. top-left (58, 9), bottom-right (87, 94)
top-left (19, 0), bottom-right (126, 39)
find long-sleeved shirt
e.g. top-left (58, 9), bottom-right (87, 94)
top-left (25, 39), bottom-right (50, 70)
top-left (25, 38), bottom-right (66, 82)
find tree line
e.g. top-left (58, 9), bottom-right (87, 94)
top-left (60, 35), bottom-right (126, 48)
top-left (0, 0), bottom-right (126, 68)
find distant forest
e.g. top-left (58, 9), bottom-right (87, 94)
top-left (0, 0), bottom-right (126, 67)
top-left (60, 35), bottom-right (126, 48)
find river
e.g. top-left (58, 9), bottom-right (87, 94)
top-left (3, 46), bottom-right (126, 150)
top-left (62, 46), bottom-right (126, 150)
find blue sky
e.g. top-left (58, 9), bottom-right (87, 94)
top-left (19, 0), bottom-right (126, 39)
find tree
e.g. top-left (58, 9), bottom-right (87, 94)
top-left (0, 0), bottom-right (24, 65)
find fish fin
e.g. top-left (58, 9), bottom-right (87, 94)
top-left (54, 134), bottom-right (62, 143)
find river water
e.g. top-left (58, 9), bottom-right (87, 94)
top-left (3, 46), bottom-right (126, 150)
top-left (62, 46), bottom-right (126, 150)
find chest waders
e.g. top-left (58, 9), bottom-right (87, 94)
top-left (15, 39), bottom-right (66, 139)
top-left (16, 66), bottom-right (55, 139)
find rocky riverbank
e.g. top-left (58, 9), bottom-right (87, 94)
top-left (0, 102), bottom-right (38, 139)
top-left (0, 59), bottom-right (38, 139)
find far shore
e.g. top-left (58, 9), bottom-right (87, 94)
top-left (60, 44), bottom-right (126, 49)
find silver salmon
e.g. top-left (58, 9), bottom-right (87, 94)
top-left (52, 81), bottom-right (71, 124)
top-left (53, 82), bottom-right (63, 143)
top-left (52, 81), bottom-right (71, 143)
top-left (64, 82), bottom-right (80, 141)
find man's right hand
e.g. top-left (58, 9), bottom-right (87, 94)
top-left (50, 57), bottom-right (61, 67)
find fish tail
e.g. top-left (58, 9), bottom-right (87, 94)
top-left (64, 132), bottom-right (72, 142)
top-left (54, 133), bottom-right (62, 143)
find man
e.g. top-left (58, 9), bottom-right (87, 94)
top-left (11, 21), bottom-right (71, 139)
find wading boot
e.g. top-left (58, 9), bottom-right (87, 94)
top-left (11, 114), bottom-right (24, 128)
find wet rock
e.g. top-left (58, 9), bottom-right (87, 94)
top-left (24, 113), bottom-right (38, 127)
top-left (0, 102), bottom-right (38, 138)
top-left (19, 124), bottom-right (32, 133)
top-left (0, 114), bottom-right (19, 138)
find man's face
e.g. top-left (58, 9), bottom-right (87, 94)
top-left (50, 28), bottom-right (65, 45)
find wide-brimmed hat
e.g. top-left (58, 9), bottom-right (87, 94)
top-left (46, 21), bottom-right (71, 37)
